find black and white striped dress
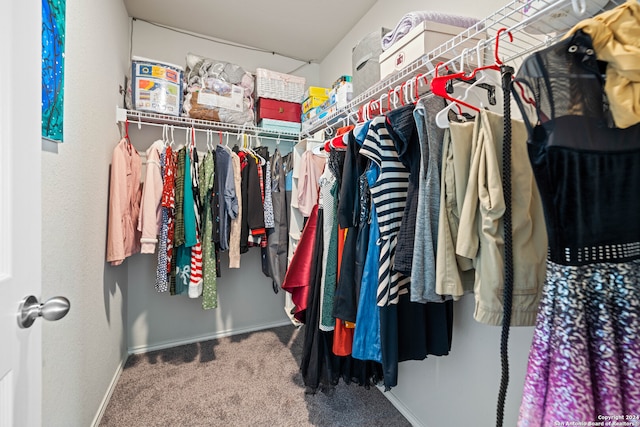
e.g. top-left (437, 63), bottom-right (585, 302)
top-left (360, 116), bottom-right (411, 306)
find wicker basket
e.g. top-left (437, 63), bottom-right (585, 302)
top-left (256, 68), bottom-right (306, 103)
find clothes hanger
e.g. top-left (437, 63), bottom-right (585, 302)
top-left (436, 72), bottom-right (489, 128)
top-left (432, 27), bottom-right (515, 121)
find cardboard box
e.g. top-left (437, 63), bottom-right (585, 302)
top-left (301, 106), bottom-right (321, 123)
top-left (257, 98), bottom-right (302, 123)
top-left (302, 96), bottom-right (329, 114)
top-left (352, 28), bottom-right (390, 97)
top-left (304, 86), bottom-right (330, 100)
top-left (329, 83), bottom-right (353, 109)
top-left (379, 21), bottom-right (485, 80)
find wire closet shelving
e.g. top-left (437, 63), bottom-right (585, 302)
top-left (300, 0), bottom-right (624, 138)
top-left (117, 0), bottom-right (624, 140)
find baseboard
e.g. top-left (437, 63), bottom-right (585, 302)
top-left (127, 319), bottom-right (294, 354)
top-left (91, 356), bottom-right (127, 427)
top-left (378, 385), bottom-right (425, 427)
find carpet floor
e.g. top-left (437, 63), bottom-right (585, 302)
top-left (99, 324), bottom-right (411, 427)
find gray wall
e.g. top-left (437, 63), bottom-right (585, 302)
top-left (41, 0), bottom-right (131, 426)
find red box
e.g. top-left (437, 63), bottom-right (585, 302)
top-left (257, 98), bottom-right (302, 123)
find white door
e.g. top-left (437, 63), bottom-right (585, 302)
top-left (0, 1), bottom-right (44, 426)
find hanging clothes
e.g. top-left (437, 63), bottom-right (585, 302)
top-left (565, 0), bottom-right (640, 129)
top-left (385, 105), bottom-right (421, 279)
top-left (215, 145), bottom-right (238, 252)
top-left (351, 162), bottom-right (382, 364)
top-left (333, 123), bottom-right (371, 324)
top-left (299, 204), bottom-right (383, 394)
top-left (435, 120), bottom-right (476, 299)
top-left (165, 148), bottom-right (178, 294)
top-left (155, 147), bottom-right (169, 292)
top-left (514, 30), bottom-right (640, 425)
top-left (297, 149), bottom-right (326, 217)
top-left (138, 140), bottom-right (164, 254)
top-left (287, 140), bottom-right (309, 265)
top-left (106, 138), bottom-right (142, 266)
top-left (281, 205), bottom-right (319, 323)
top-left (237, 149), bottom-right (265, 253)
top-left (265, 148), bottom-right (289, 291)
top-left (318, 157), bottom-right (339, 332)
top-left (228, 150), bottom-right (243, 268)
top-left (199, 151), bottom-right (217, 309)
top-left (455, 108), bottom-right (547, 326)
top-left (359, 116), bottom-right (410, 307)
top-left (188, 147), bottom-right (204, 298)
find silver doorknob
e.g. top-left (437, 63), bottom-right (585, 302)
top-left (17, 295), bottom-right (70, 329)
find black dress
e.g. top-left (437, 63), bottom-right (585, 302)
top-left (514, 31), bottom-right (640, 424)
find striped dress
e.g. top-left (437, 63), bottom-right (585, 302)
top-left (359, 116), bottom-right (410, 306)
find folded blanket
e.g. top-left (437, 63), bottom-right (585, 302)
top-left (382, 11), bottom-right (481, 51)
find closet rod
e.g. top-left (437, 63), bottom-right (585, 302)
top-left (300, 0), bottom-right (624, 137)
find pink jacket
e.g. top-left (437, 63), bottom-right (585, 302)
top-left (107, 138), bottom-right (142, 266)
top-left (138, 140), bottom-right (164, 253)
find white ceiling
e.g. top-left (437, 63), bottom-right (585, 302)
top-left (122, 0), bottom-right (378, 63)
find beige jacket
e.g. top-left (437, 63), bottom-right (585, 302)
top-left (138, 140), bottom-right (164, 254)
top-left (567, 0), bottom-right (640, 128)
top-left (456, 110), bottom-right (547, 327)
top-left (107, 138), bottom-right (142, 266)
top-left (436, 122), bottom-right (476, 300)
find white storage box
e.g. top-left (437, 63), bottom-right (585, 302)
top-left (132, 57), bottom-right (184, 116)
top-left (256, 68), bottom-right (306, 103)
top-left (379, 21), bottom-right (485, 80)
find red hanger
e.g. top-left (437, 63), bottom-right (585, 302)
top-left (430, 28), bottom-right (514, 112)
top-left (431, 64), bottom-right (481, 112)
top-left (124, 119), bottom-right (133, 150)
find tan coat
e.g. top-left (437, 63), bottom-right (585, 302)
top-left (568, 0), bottom-right (640, 129)
top-left (456, 110), bottom-right (548, 327)
top-left (107, 138), bottom-right (142, 266)
top-left (137, 140), bottom-right (164, 254)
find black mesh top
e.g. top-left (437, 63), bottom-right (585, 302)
top-left (514, 31), bottom-right (640, 266)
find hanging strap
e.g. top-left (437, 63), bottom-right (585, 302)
top-left (496, 64), bottom-right (515, 427)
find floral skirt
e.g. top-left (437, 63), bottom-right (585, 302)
top-left (518, 259), bottom-right (640, 426)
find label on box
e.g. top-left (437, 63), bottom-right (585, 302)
top-left (133, 61), bottom-right (183, 115)
top-left (197, 84), bottom-right (244, 112)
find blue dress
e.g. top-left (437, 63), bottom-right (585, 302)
top-left (352, 163), bottom-right (382, 363)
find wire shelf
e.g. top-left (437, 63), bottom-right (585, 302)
top-left (119, 108), bottom-right (300, 140)
top-left (301, 0), bottom-right (624, 137)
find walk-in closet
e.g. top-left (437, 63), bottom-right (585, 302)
top-left (5, 0), bottom-right (639, 426)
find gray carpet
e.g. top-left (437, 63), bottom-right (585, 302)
top-left (100, 324), bottom-right (411, 427)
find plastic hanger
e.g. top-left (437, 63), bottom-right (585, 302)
top-left (436, 69), bottom-right (490, 128)
top-left (123, 119), bottom-right (133, 151)
top-left (431, 28), bottom-right (513, 113)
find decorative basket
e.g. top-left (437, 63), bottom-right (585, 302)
top-left (256, 68), bottom-right (306, 103)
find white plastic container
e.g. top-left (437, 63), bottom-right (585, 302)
top-left (131, 56), bottom-right (184, 116)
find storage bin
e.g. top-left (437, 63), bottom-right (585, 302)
top-left (256, 68), bottom-right (306, 103)
top-left (131, 57), bottom-right (184, 116)
top-left (258, 118), bottom-right (302, 133)
top-left (302, 96), bottom-right (329, 114)
top-left (379, 21), bottom-right (485, 80)
top-left (352, 28), bottom-right (390, 97)
top-left (257, 98), bottom-right (302, 123)
top-left (304, 86), bottom-right (330, 100)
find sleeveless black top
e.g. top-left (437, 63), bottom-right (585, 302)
top-left (514, 31), bottom-right (640, 266)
